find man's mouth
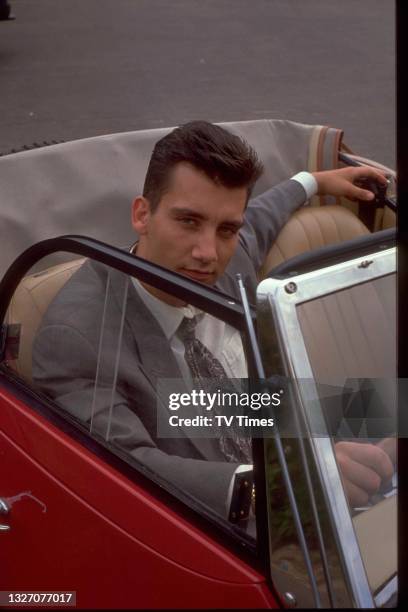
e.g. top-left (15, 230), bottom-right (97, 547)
top-left (179, 268), bottom-right (216, 283)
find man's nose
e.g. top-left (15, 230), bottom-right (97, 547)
top-left (191, 230), bottom-right (218, 264)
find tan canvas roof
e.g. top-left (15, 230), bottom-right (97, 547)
top-left (0, 119), bottom-right (341, 277)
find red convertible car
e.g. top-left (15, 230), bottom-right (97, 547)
top-left (0, 120), bottom-right (397, 608)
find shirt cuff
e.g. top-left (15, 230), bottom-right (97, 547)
top-left (291, 171), bottom-right (318, 200)
top-left (226, 464), bottom-right (253, 516)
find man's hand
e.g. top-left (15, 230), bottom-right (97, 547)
top-left (312, 166), bottom-right (389, 202)
top-left (376, 436), bottom-right (396, 464)
top-left (334, 440), bottom-right (394, 507)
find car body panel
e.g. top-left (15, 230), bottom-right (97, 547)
top-left (0, 384), bottom-right (278, 608)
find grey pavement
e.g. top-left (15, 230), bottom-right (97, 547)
top-left (0, 0), bottom-right (395, 167)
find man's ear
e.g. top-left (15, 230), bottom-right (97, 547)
top-left (131, 196), bottom-right (151, 234)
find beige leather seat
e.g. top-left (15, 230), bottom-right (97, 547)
top-left (6, 205), bottom-right (368, 382)
top-left (259, 204), bottom-right (369, 278)
top-left (6, 258), bottom-right (85, 382)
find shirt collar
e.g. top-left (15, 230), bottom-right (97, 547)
top-left (131, 277), bottom-right (203, 340)
top-left (130, 242), bottom-right (204, 337)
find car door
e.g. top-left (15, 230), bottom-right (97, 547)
top-left (0, 237), bottom-right (276, 609)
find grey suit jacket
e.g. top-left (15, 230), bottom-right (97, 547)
top-left (33, 179), bottom-right (306, 517)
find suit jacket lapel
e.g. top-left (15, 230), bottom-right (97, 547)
top-left (108, 268), bottom-right (220, 460)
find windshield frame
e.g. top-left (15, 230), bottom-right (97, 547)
top-left (257, 246), bottom-right (397, 608)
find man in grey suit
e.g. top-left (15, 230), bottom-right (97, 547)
top-left (33, 121), bottom-right (393, 517)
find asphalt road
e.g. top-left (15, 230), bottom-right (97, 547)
top-left (0, 0), bottom-right (395, 167)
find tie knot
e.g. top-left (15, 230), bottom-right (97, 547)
top-left (178, 316), bottom-right (198, 343)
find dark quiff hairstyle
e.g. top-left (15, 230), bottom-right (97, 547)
top-left (143, 120), bottom-right (264, 211)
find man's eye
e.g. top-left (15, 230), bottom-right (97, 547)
top-left (179, 218), bottom-right (198, 228)
top-left (219, 227), bottom-right (238, 238)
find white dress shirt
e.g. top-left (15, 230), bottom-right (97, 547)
top-left (132, 278), bottom-right (247, 383)
top-left (132, 278), bottom-right (250, 514)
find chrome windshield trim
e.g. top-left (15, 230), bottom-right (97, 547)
top-left (374, 575), bottom-right (398, 607)
top-left (258, 248), bottom-right (396, 303)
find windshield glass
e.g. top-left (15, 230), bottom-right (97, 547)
top-left (296, 273), bottom-right (397, 595)
top-left (257, 250), bottom-right (397, 608)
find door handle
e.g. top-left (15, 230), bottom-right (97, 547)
top-left (0, 498), bottom-right (10, 531)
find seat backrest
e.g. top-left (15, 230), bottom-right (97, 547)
top-left (6, 258), bottom-right (85, 381)
top-left (259, 204), bottom-right (369, 278)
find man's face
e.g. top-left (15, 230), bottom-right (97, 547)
top-left (132, 162), bottom-right (247, 305)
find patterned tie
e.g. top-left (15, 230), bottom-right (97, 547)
top-left (178, 315), bottom-right (252, 463)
